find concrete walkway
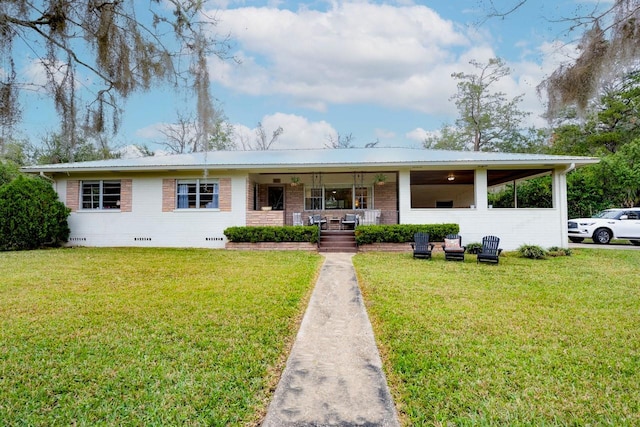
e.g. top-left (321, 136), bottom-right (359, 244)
top-left (262, 253), bottom-right (400, 427)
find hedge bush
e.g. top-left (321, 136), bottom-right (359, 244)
top-left (0, 176), bottom-right (71, 251)
top-left (354, 224), bottom-right (458, 245)
top-left (224, 226), bottom-right (319, 243)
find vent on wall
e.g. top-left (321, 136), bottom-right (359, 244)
top-left (205, 237), bottom-right (225, 241)
top-left (134, 237), bottom-right (152, 241)
top-left (69, 237), bottom-right (87, 242)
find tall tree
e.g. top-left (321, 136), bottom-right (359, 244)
top-left (481, 0), bottom-right (640, 117)
top-left (241, 122), bottom-right (283, 151)
top-left (425, 58), bottom-right (530, 152)
top-left (325, 133), bottom-right (355, 149)
top-left (33, 132), bottom-right (119, 164)
top-left (0, 1), bottom-right (232, 151)
top-left (157, 114), bottom-right (199, 155)
top-left (550, 70), bottom-right (640, 156)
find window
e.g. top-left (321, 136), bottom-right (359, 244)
top-left (325, 186), bottom-right (353, 209)
top-left (304, 185), bottom-right (371, 210)
top-left (355, 187), bottom-right (369, 209)
top-left (176, 179), bottom-right (218, 209)
top-left (305, 188), bottom-right (323, 210)
top-left (81, 180), bottom-right (121, 209)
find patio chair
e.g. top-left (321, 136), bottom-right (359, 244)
top-left (442, 234), bottom-right (466, 261)
top-left (341, 213), bottom-right (359, 230)
top-left (411, 232), bottom-right (434, 259)
top-left (477, 235), bottom-right (503, 264)
top-left (292, 212), bottom-right (303, 226)
top-left (362, 209), bottom-right (381, 225)
top-left (308, 214), bottom-right (327, 229)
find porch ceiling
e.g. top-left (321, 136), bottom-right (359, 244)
top-left (410, 169), bottom-right (552, 186)
top-left (410, 170), bottom-right (475, 185)
top-left (487, 169), bottom-right (551, 186)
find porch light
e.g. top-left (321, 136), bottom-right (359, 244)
top-left (447, 174), bottom-right (455, 181)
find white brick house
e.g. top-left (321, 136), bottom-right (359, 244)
top-left (22, 147), bottom-right (598, 250)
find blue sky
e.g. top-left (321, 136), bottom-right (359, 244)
top-left (13, 0), bottom-right (609, 152)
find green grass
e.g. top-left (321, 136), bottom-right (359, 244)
top-left (0, 248), bottom-right (322, 426)
top-left (354, 250), bottom-right (640, 426)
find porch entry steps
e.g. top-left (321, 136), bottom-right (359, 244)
top-left (318, 230), bottom-right (357, 253)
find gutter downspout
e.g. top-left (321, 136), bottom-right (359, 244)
top-left (559, 163), bottom-right (575, 249)
top-left (563, 162), bottom-right (576, 174)
top-left (39, 171), bottom-right (58, 195)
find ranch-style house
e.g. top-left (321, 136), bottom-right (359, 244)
top-left (22, 147), bottom-right (598, 250)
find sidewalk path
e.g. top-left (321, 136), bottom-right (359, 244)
top-left (262, 253), bottom-right (400, 427)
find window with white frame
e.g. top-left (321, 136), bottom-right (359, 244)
top-left (304, 185), bottom-right (371, 210)
top-left (81, 180), bottom-right (121, 209)
top-left (176, 179), bottom-right (219, 209)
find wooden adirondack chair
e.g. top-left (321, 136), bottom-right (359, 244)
top-left (442, 234), bottom-right (466, 261)
top-left (411, 232), bottom-right (434, 259)
top-left (477, 235), bottom-right (503, 264)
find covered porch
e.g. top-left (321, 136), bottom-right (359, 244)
top-left (246, 171), bottom-right (399, 226)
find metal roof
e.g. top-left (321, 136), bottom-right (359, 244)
top-left (21, 147), bottom-right (599, 173)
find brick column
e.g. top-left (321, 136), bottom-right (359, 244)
top-left (219, 178), bottom-right (231, 212)
top-left (162, 179), bottom-right (176, 212)
top-left (66, 180), bottom-right (79, 212)
top-left (120, 179), bottom-right (132, 212)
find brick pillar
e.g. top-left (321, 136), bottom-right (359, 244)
top-left (162, 179), bottom-right (176, 212)
top-left (219, 178), bottom-right (231, 212)
top-left (120, 179), bottom-right (132, 212)
top-left (66, 180), bottom-right (79, 212)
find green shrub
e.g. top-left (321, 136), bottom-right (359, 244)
top-left (224, 226), bottom-right (319, 243)
top-left (0, 160), bottom-right (21, 187)
top-left (517, 244), bottom-right (548, 259)
top-left (466, 242), bottom-right (482, 254)
top-left (0, 176), bottom-right (71, 251)
top-left (354, 224), bottom-right (458, 245)
top-left (548, 246), bottom-right (572, 257)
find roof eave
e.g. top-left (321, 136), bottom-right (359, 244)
top-left (22, 157), bottom-right (600, 175)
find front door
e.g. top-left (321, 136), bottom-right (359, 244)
top-left (268, 186), bottom-right (284, 210)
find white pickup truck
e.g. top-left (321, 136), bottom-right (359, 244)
top-left (568, 208), bottom-right (640, 245)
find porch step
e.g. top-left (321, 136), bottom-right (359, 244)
top-left (318, 230), bottom-right (357, 253)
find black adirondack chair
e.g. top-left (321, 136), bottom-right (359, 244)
top-left (411, 232), bottom-right (434, 259)
top-left (442, 234), bottom-right (466, 261)
top-left (477, 235), bottom-right (503, 264)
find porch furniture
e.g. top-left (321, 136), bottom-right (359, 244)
top-left (308, 214), bottom-right (327, 229)
top-left (293, 212), bottom-right (303, 226)
top-left (442, 234), bottom-right (466, 261)
top-left (341, 213), bottom-right (359, 230)
top-left (477, 235), bottom-right (503, 264)
top-left (329, 217), bottom-right (341, 230)
top-left (411, 232), bottom-right (434, 259)
top-left (362, 209), bottom-right (381, 225)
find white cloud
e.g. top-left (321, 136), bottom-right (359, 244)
top-left (135, 122), bottom-right (166, 140)
top-left (208, 2), bottom-right (474, 115)
top-left (239, 113), bottom-right (336, 149)
top-left (21, 58), bottom-right (92, 92)
top-left (201, 1), bottom-right (595, 138)
top-left (406, 127), bottom-right (436, 143)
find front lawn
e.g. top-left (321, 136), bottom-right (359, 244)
top-left (0, 248), bottom-right (322, 426)
top-left (354, 250), bottom-right (640, 426)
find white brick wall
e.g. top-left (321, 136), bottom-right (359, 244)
top-left (65, 173), bottom-right (247, 248)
